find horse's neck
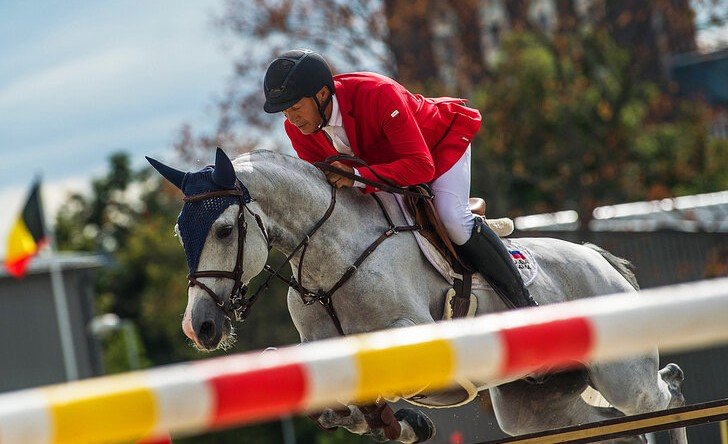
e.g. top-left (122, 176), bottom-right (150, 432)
top-left (237, 153), bottom-right (373, 267)
top-left (236, 152), bottom-right (449, 339)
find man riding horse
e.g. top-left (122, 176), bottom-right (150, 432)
top-left (142, 51), bottom-right (686, 442)
top-left (263, 49), bottom-right (537, 310)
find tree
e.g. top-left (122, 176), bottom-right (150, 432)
top-left (469, 29), bottom-right (728, 225)
top-left (175, 0), bottom-right (393, 164)
top-left (55, 153), bottom-right (134, 254)
top-left (601, 0), bottom-right (696, 84)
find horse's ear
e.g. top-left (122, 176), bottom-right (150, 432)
top-left (212, 147), bottom-right (237, 189)
top-left (146, 156), bottom-right (186, 190)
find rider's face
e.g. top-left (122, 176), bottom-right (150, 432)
top-left (283, 87), bottom-right (329, 135)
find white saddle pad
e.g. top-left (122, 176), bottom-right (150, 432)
top-left (395, 196), bottom-right (538, 290)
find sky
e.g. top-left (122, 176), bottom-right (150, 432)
top-left (0, 1), bottom-right (726, 257)
top-left (0, 1), bottom-right (232, 254)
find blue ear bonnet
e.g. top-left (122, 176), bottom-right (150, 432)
top-left (146, 149), bottom-right (251, 273)
top-left (177, 167), bottom-right (251, 273)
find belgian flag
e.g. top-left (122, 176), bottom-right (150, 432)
top-left (4, 180), bottom-right (47, 278)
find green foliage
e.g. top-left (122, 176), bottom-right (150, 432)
top-left (55, 153), bottom-right (134, 253)
top-left (469, 30), bottom-right (727, 223)
top-left (95, 324), bottom-right (150, 374)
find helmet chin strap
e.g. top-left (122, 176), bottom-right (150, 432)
top-left (311, 89), bottom-right (333, 133)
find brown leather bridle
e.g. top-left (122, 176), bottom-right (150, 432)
top-left (183, 185), bottom-right (269, 321)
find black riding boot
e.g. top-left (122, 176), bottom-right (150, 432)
top-left (455, 217), bottom-right (538, 309)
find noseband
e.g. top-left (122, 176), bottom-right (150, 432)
top-left (183, 186), bottom-right (269, 321)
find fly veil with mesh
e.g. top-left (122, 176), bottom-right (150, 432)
top-left (146, 149), bottom-right (251, 273)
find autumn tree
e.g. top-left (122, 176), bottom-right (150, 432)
top-left (469, 29), bottom-right (728, 224)
top-left (175, 0), bottom-right (393, 164)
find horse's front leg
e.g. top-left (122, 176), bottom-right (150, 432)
top-left (313, 402), bottom-right (427, 443)
top-left (309, 317), bottom-right (437, 442)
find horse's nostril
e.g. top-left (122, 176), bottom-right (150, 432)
top-left (199, 320), bottom-right (216, 345)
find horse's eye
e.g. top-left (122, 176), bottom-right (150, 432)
top-left (216, 225), bottom-right (234, 239)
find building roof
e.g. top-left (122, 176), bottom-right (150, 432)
top-left (515, 190), bottom-right (728, 232)
top-left (671, 47), bottom-right (728, 106)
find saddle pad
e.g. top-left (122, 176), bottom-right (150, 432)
top-left (395, 195), bottom-right (538, 289)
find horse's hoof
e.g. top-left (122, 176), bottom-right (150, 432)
top-left (307, 412), bottom-right (337, 432)
top-left (660, 363), bottom-right (686, 408)
top-left (660, 363), bottom-right (684, 387)
top-left (395, 408), bottom-right (436, 443)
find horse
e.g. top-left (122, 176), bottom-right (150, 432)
top-left (147, 148), bottom-right (687, 443)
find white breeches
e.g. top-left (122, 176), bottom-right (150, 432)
top-left (430, 146), bottom-right (475, 246)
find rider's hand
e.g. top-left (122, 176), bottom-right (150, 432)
top-left (325, 161), bottom-right (355, 188)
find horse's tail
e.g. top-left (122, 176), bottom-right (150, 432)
top-left (583, 243), bottom-right (640, 291)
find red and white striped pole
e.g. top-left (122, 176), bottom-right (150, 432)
top-left (1, 277), bottom-right (727, 444)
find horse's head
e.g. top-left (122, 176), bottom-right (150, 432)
top-left (147, 148), bottom-right (269, 351)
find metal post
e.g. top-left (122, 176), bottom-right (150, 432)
top-left (47, 240), bottom-right (79, 381)
top-left (281, 416), bottom-right (297, 444)
top-left (121, 321), bottom-right (140, 371)
top-left (38, 179), bottom-right (79, 382)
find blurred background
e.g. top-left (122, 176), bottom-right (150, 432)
top-left (0, 0), bottom-right (727, 443)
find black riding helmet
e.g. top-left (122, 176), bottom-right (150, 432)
top-left (263, 49), bottom-right (335, 129)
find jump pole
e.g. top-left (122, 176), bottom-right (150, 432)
top-left (1, 277), bottom-right (727, 444)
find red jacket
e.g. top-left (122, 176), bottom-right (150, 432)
top-left (285, 72), bottom-right (482, 193)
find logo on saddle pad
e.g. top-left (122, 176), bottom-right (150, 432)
top-left (509, 249), bottom-right (532, 270)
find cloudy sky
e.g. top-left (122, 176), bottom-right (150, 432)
top-left (0, 1), bottom-right (234, 254)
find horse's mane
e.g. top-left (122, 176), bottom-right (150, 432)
top-left (232, 149), bottom-right (332, 201)
top-left (235, 149), bottom-right (319, 174)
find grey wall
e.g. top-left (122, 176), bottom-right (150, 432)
top-left (515, 231), bottom-right (728, 288)
top-left (0, 258), bottom-right (103, 392)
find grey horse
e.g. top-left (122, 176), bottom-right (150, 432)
top-left (149, 149), bottom-right (687, 443)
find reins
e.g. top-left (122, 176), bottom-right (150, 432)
top-left (314, 154), bottom-right (434, 200)
top-left (185, 157), bottom-right (430, 335)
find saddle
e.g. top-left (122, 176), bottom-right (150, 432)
top-left (404, 185), bottom-right (485, 320)
top-left (404, 185), bottom-right (485, 268)
top-left (401, 186), bottom-right (489, 409)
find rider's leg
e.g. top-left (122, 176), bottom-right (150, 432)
top-left (431, 146), bottom-right (537, 308)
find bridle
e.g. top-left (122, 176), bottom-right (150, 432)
top-left (183, 157), bottom-right (428, 334)
top-left (183, 185), bottom-right (269, 321)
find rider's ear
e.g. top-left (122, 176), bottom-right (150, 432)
top-left (316, 86), bottom-right (329, 102)
top-left (212, 147), bottom-right (237, 189)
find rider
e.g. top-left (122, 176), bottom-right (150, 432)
top-left (262, 49), bottom-right (537, 309)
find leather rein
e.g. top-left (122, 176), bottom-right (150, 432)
top-left (184, 157), bottom-right (429, 335)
